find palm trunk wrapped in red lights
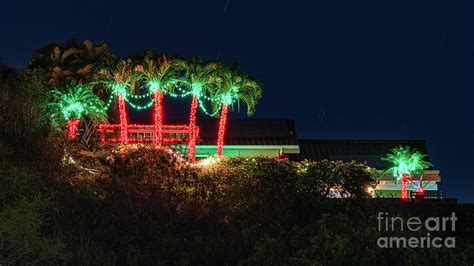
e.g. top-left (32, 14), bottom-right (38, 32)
top-left (401, 173), bottom-right (411, 200)
top-left (217, 104), bottom-right (229, 156)
top-left (118, 94), bottom-right (129, 145)
top-left (187, 96), bottom-right (198, 161)
top-left (153, 90), bottom-right (164, 147)
top-left (67, 119), bottom-right (80, 140)
top-left (382, 146), bottom-right (432, 201)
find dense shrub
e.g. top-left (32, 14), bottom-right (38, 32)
top-left (0, 146), bottom-right (67, 264)
top-left (1, 126), bottom-right (473, 265)
top-left (1, 141), bottom-right (473, 265)
top-left (1, 63), bottom-right (51, 159)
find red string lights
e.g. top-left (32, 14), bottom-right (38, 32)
top-left (98, 124), bottom-right (198, 146)
top-left (54, 60), bottom-right (262, 164)
top-left (401, 173), bottom-right (410, 200)
top-left (153, 90), bottom-right (164, 147)
top-left (118, 94), bottom-right (129, 145)
top-left (216, 104), bottom-right (229, 156)
top-left (67, 119), bottom-right (81, 140)
top-left (382, 146), bottom-right (432, 200)
top-left (187, 96), bottom-right (198, 161)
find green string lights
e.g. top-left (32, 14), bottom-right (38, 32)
top-left (198, 99), bottom-right (222, 117)
top-left (49, 83), bottom-right (107, 125)
top-left (111, 82), bottom-right (128, 96)
top-left (382, 146), bottom-right (432, 200)
top-left (125, 97), bottom-right (155, 110)
top-left (128, 92), bottom-right (153, 99)
top-left (95, 83), bottom-right (218, 115)
top-left (102, 93), bottom-right (116, 112)
top-left (382, 146), bottom-right (432, 180)
top-left (50, 57), bottom-right (263, 162)
top-left (51, 59), bottom-right (262, 121)
top-left (147, 80), bottom-right (161, 93)
top-left (52, 81), bottom-right (257, 122)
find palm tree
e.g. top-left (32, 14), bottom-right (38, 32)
top-left (29, 40), bottom-right (115, 145)
top-left (382, 146), bottom-right (432, 200)
top-left (139, 54), bottom-right (178, 147)
top-left (48, 82), bottom-right (106, 139)
top-left (213, 69), bottom-right (262, 156)
top-left (174, 58), bottom-right (221, 161)
top-left (28, 39), bottom-right (113, 88)
top-left (97, 60), bottom-right (138, 144)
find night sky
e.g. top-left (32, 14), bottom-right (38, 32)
top-left (1, 1), bottom-right (473, 202)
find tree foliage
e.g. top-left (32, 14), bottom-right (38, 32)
top-left (212, 68), bottom-right (262, 115)
top-left (173, 57), bottom-right (222, 98)
top-left (0, 62), bottom-right (49, 157)
top-left (382, 146), bottom-right (432, 179)
top-left (0, 143), bottom-right (67, 264)
top-left (96, 59), bottom-right (140, 96)
top-left (139, 52), bottom-right (180, 94)
top-left (28, 39), bottom-right (114, 87)
top-left (47, 82), bottom-right (106, 126)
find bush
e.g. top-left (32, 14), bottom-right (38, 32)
top-left (2, 140), bottom-right (472, 265)
top-left (0, 164), bottom-right (67, 264)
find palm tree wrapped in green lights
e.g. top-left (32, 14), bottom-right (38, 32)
top-left (174, 58), bottom-right (221, 160)
top-left (382, 146), bottom-right (432, 200)
top-left (139, 54), bottom-right (178, 147)
top-left (213, 69), bottom-right (262, 156)
top-left (48, 82), bottom-right (106, 140)
top-left (97, 60), bottom-right (138, 144)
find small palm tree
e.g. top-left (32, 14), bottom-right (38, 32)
top-left (174, 58), bottom-right (222, 160)
top-left (382, 146), bottom-right (432, 199)
top-left (97, 60), bottom-right (138, 144)
top-left (213, 69), bottom-right (262, 156)
top-left (48, 82), bottom-right (106, 139)
top-left (139, 54), bottom-right (178, 147)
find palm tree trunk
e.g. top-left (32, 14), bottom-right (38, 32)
top-left (188, 96), bottom-right (198, 161)
top-left (401, 173), bottom-right (410, 200)
top-left (81, 118), bottom-right (95, 145)
top-left (217, 104), bottom-right (229, 156)
top-left (153, 90), bottom-right (164, 147)
top-left (118, 94), bottom-right (128, 144)
top-left (67, 119), bottom-right (80, 140)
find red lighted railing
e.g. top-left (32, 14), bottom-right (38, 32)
top-left (98, 124), bottom-right (199, 146)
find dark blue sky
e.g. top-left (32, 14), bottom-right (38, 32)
top-left (1, 0), bottom-right (473, 202)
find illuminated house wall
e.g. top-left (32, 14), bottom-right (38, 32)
top-left (375, 170), bottom-right (440, 197)
top-left (196, 145), bottom-right (299, 158)
top-left (195, 118), bottom-right (300, 158)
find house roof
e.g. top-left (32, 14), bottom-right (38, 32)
top-left (295, 139), bottom-right (432, 169)
top-left (166, 118), bottom-right (299, 146)
top-left (164, 118), bottom-right (434, 171)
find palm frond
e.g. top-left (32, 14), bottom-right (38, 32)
top-left (213, 69), bottom-right (262, 116)
top-left (382, 146), bottom-right (432, 180)
top-left (172, 58), bottom-right (222, 96)
top-left (140, 54), bottom-right (178, 94)
top-left (47, 81), bottom-right (106, 126)
top-left (96, 59), bottom-right (139, 96)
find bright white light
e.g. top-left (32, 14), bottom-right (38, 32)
top-left (196, 156), bottom-right (220, 167)
top-left (366, 186), bottom-right (375, 197)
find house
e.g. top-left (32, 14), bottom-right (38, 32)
top-left (193, 118), bottom-right (442, 198)
top-left (295, 139), bottom-right (441, 198)
top-left (195, 118), bottom-right (300, 158)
